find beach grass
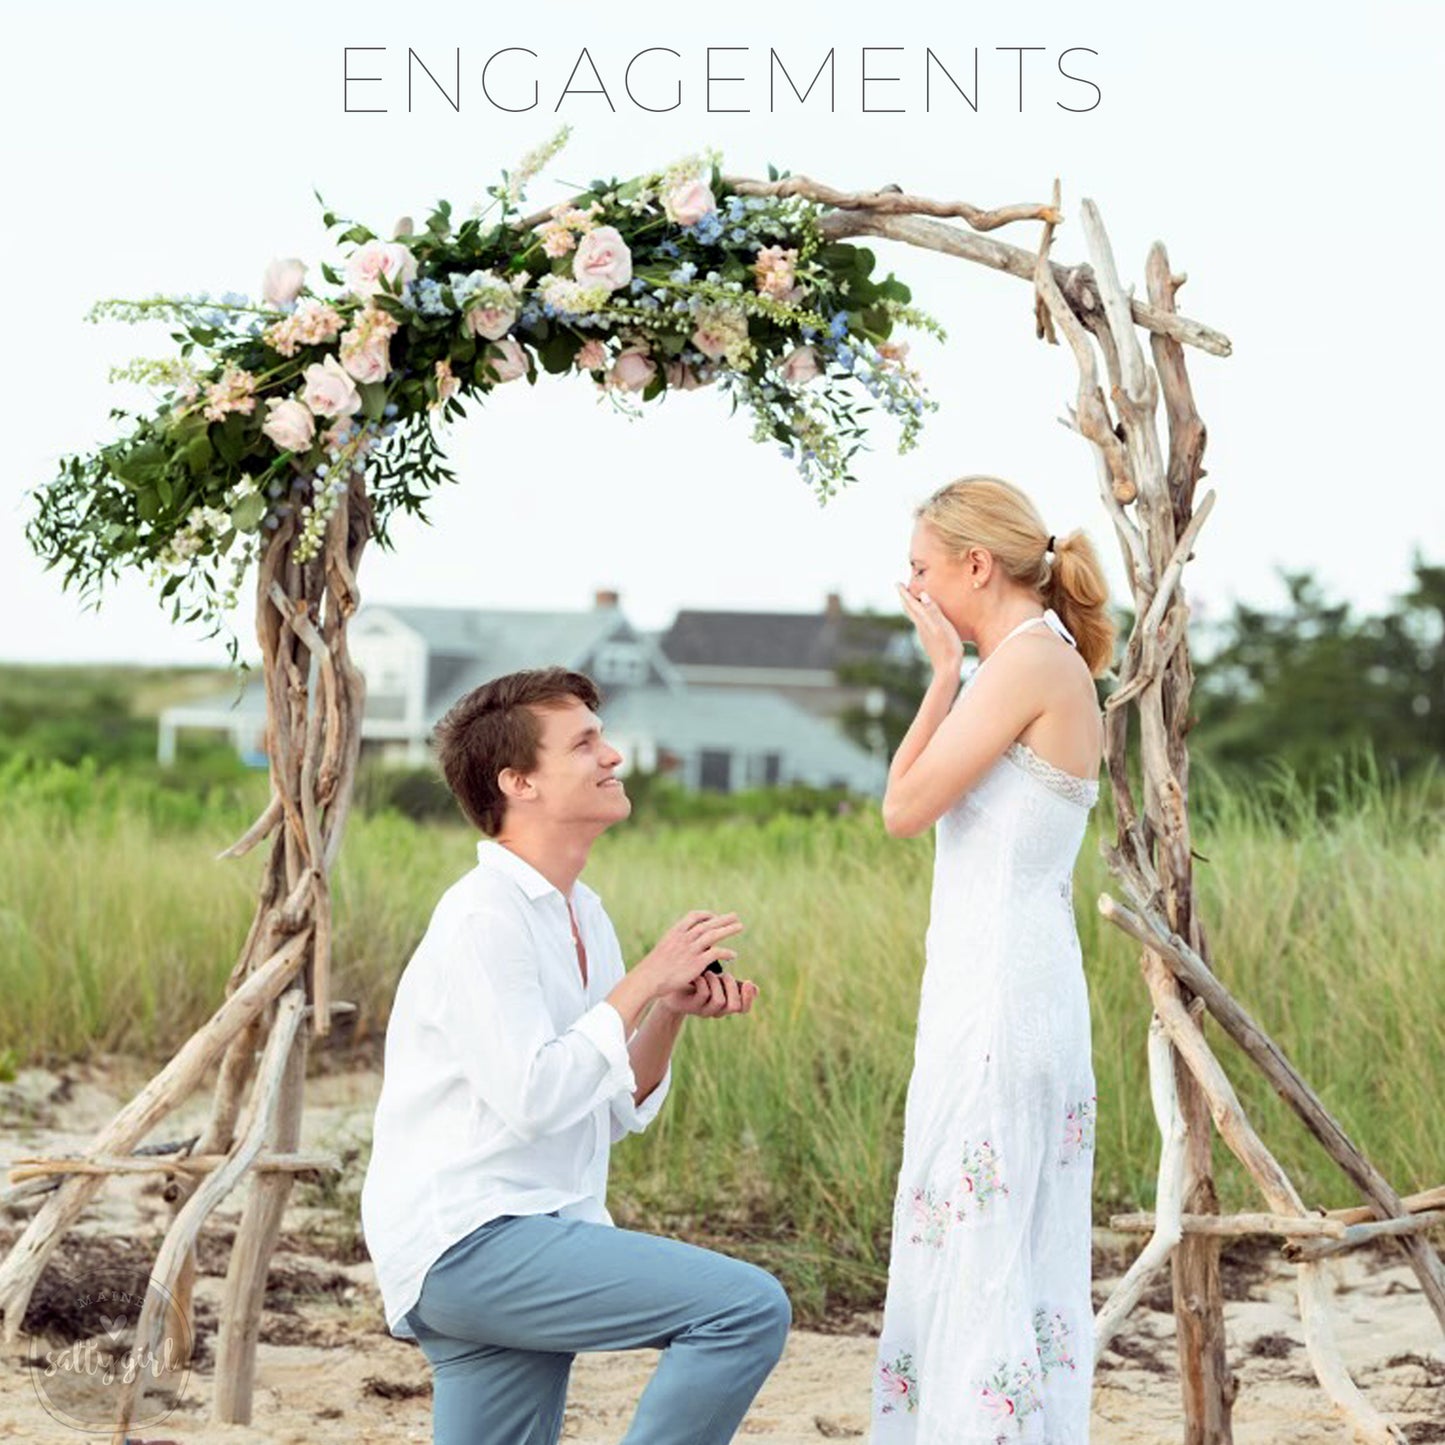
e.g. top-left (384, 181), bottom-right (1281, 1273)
top-left (1, 759), bottom-right (1440, 1319)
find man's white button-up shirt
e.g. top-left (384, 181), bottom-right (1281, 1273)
top-left (361, 840), bottom-right (671, 1339)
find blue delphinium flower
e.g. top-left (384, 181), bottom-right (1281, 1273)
top-left (829, 311), bottom-right (850, 340)
top-left (408, 278), bottom-right (451, 316)
top-left (687, 211), bottom-right (725, 245)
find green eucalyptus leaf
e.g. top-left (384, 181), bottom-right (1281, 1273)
top-left (231, 492), bottom-right (266, 534)
top-left (357, 381), bottom-right (387, 421)
top-left (183, 434), bottom-right (214, 476)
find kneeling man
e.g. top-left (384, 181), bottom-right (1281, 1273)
top-left (361, 667), bottom-right (789, 1444)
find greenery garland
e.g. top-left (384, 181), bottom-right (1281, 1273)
top-left (27, 131), bottom-right (943, 659)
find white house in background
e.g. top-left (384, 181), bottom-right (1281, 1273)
top-left (157, 592), bottom-right (886, 795)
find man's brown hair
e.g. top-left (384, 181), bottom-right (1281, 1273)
top-left (432, 668), bottom-right (602, 836)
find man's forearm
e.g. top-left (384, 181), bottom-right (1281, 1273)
top-left (627, 1002), bottom-right (685, 1105)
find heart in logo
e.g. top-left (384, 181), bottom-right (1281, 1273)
top-left (99, 1313), bottom-right (125, 1341)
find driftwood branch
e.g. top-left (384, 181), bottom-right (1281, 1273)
top-left (1286, 1212), bottom-right (1445, 1263)
top-left (1033, 216), bottom-right (1139, 509)
top-left (1103, 891), bottom-right (1445, 1336)
top-left (819, 209), bottom-right (1231, 357)
top-left (1079, 199), bottom-right (1152, 406)
top-left (1141, 955), bottom-right (1406, 1442)
top-left (725, 174), bottom-right (1058, 230)
top-left (0, 929), bottom-right (312, 1342)
top-left (5, 1152), bottom-right (339, 1184)
top-left (111, 989), bottom-right (306, 1441)
top-left (1113, 1190), bottom-right (1445, 1241)
top-left (1094, 1014), bottom-right (1187, 1355)
top-left (1104, 489), bottom-right (1216, 714)
top-left (213, 989), bottom-right (310, 1422)
top-left (216, 793), bottom-right (283, 861)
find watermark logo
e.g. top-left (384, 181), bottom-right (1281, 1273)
top-left (26, 1275), bottom-right (192, 1434)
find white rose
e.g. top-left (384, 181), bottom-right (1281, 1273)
top-left (261, 258), bottom-right (307, 308)
top-left (301, 354), bottom-right (362, 417)
top-left (344, 239), bottom-right (418, 299)
top-left (261, 397), bottom-right (316, 452)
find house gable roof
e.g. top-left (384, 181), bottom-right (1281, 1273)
top-left (368, 605), bottom-right (682, 719)
top-left (658, 608), bottom-right (900, 672)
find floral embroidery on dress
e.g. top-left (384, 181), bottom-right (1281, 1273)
top-left (1033, 1307), bottom-right (1076, 1376)
top-left (906, 1187), bottom-right (953, 1249)
top-left (1059, 1096), bottom-right (1098, 1167)
top-left (957, 1140), bottom-right (1009, 1217)
top-left (877, 1351), bottom-right (919, 1414)
top-left (978, 1359), bottom-right (1043, 1427)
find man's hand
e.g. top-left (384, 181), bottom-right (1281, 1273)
top-left (656, 968), bottom-right (759, 1019)
top-left (637, 911), bottom-right (745, 998)
top-left (607, 910), bottom-right (750, 1036)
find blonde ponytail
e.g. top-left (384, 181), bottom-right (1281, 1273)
top-left (1042, 530), bottom-right (1114, 677)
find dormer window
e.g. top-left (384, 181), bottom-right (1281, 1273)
top-left (595, 643), bottom-right (648, 686)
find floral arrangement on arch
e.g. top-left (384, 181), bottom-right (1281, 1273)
top-left (27, 129), bottom-right (942, 656)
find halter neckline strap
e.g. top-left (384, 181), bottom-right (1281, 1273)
top-left (986, 607), bottom-right (1077, 660)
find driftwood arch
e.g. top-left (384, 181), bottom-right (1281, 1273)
top-left (4, 172), bottom-right (1442, 1445)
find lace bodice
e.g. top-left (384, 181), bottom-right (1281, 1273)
top-left (1003, 741), bottom-right (1100, 810)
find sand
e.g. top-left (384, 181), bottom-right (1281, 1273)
top-left (1, 1056), bottom-right (1440, 1443)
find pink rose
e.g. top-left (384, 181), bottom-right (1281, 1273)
top-left (609, 348), bottom-right (657, 393)
top-left (575, 339), bottom-right (608, 371)
top-left (261, 397), bottom-right (316, 453)
top-left (301, 354), bottom-right (362, 418)
top-left (433, 358), bottom-right (460, 409)
top-left (690, 324), bottom-right (729, 361)
top-left (484, 337), bottom-right (529, 384)
top-left (339, 326), bottom-right (392, 384)
top-left (572, 226), bottom-right (633, 293)
top-left (664, 360), bottom-right (705, 391)
top-left (261, 258), bottom-right (307, 308)
top-left (664, 178), bottom-right (716, 226)
top-left (343, 239), bottom-right (417, 299)
top-left (464, 296), bottom-right (518, 341)
top-left (779, 345), bottom-right (821, 385)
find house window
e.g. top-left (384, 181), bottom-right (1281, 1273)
top-left (699, 750), bottom-right (733, 792)
top-left (595, 643), bottom-right (648, 686)
top-left (761, 752), bottom-right (782, 786)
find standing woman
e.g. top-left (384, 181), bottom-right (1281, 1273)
top-left (872, 476), bottom-right (1113, 1443)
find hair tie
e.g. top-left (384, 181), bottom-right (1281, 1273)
top-left (1044, 534), bottom-right (1056, 559)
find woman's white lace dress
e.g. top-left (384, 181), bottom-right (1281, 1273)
top-left (872, 610), bottom-right (1099, 1444)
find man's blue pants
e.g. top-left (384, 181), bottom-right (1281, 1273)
top-left (403, 1212), bottom-right (791, 1444)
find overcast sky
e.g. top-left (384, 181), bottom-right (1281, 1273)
top-left (3, 1), bottom-right (1441, 666)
